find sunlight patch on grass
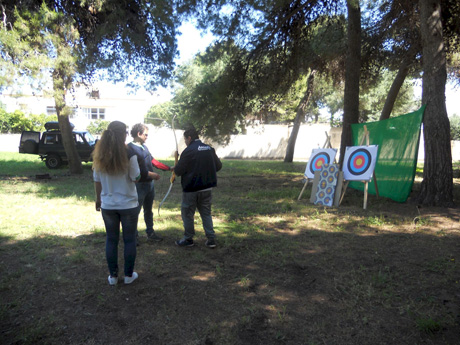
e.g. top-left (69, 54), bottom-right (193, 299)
top-left (254, 215), bottom-right (287, 224)
top-left (363, 215), bottom-right (387, 227)
top-left (0, 193), bottom-right (104, 240)
top-left (155, 249), bottom-right (170, 255)
top-left (191, 271), bottom-right (216, 281)
top-left (310, 294), bottom-right (329, 303)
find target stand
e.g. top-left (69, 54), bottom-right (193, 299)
top-left (339, 126), bottom-right (379, 210)
top-left (322, 131), bottom-right (333, 150)
top-left (298, 136), bottom-right (337, 201)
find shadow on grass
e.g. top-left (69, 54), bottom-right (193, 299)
top-left (0, 224), bottom-right (459, 345)
top-left (1, 155), bottom-right (459, 343)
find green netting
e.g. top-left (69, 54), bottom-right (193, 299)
top-left (349, 106), bottom-right (425, 203)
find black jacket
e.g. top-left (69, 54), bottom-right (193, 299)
top-left (174, 139), bottom-right (222, 192)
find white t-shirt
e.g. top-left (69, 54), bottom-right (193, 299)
top-left (93, 155), bottom-right (140, 210)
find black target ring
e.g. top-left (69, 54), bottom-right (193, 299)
top-left (346, 148), bottom-right (372, 176)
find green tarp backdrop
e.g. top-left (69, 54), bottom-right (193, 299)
top-left (349, 106), bottom-right (425, 203)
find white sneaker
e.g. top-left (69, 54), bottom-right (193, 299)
top-left (108, 275), bottom-right (118, 286)
top-left (124, 272), bottom-right (138, 284)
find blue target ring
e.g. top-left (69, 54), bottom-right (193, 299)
top-left (347, 148), bottom-right (372, 176)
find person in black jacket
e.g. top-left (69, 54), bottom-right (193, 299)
top-left (173, 128), bottom-right (222, 248)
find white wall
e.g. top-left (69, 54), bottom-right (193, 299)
top-left (1, 134), bottom-right (21, 152)
top-left (211, 124), bottom-right (333, 160)
top-left (3, 125), bottom-right (460, 162)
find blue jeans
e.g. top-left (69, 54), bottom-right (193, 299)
top-left (101, 207), bottom-right (138, 277)
top-left (135, 181), bottom-right (155, 236)
top-left (181, 190), bottom-right (215, 240)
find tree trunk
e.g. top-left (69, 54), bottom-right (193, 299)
top-left (380, 44), bottom-right (418, 120)
top-left (417, 0), bottom-right (453, 206)
top-left (339, 0), bottom-right (361, 168)
top-left (284, 70), bottom-right (316, 162)
top-left (52, 70), bottom-right (83, 174)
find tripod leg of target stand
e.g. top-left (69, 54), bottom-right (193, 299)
top-left (298, 178), bottom-right (309, 200)
top-left (363, 181), bottom-right (368, 210)
top-left (339, 180), bottom-right (349, 206)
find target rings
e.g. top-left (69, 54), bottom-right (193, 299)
top-left (347, 148), bottom-right (372, 176)
top-left (309, 152), bottom-right (332, 176)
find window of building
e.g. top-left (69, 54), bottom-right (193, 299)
top-left (84, 108), bottom-right (105, 120)
top-left (47, 106), bottom-right (57, 116)
top-left (46, 106), bottom-right (77, 118)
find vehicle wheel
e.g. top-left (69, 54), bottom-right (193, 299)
top-left (23, 140), bottom-right (38, 154)
top-left (45, 154), bottom-right (62, 169)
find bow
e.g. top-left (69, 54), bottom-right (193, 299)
top-left (158, 114), bottom-right (178, 215)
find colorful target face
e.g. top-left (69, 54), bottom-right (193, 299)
top-left (304, 148), bottom-right (338, 179)
top-left (343, 145), bottom-right (379, 181)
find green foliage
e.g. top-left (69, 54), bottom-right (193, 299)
top-left (86, 120), bottom-right (110, 135)
top-left (318, 70), bottom-right (418, 125)
top-left (164, 11), bottom-right (418, 141)
top-left (146, 101), bottom-right (176, 127)
top-left (171, 43), bottom-right (247, 141)
top-left (360, 70), bottom-right (417, 122)
top-left (450, 114), bottom-right (460, 140)
top-left (28, 113), bottom-right (57, 132)
top-left (0, 4), bottom-right (65, 92)
top-left (0, 109), bottom-right (54, 133)
top-left (1, 1), bottom-right (182, 91)
top-left (168, 42), bottom-right (419, 137)
top-left (0, 109), bottom-right (30, 133)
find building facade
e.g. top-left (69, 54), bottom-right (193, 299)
top-left (0, 83), bottom-right (151, 131)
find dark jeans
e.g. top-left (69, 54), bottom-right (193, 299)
top-left (135, 181), bottom-right (155, 236)
top-left (101, 207), bottom-right (138, 277)
top-left (181, 190), bottom-right (215, 240)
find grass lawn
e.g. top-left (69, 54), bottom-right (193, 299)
top-left (0, 152), bottom-right (459, 344)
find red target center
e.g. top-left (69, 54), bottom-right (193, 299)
top-left (314, 158), bottom-right (325, 169)
top-left (353, 155), bottom-right (365, 169)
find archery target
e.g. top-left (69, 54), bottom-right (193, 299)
top-left (314, 163), bottom-right (339, 207)
top-left (343, 145), bottom-right (379, 181)
top-left (304, 148), bottom-right (338, 179)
